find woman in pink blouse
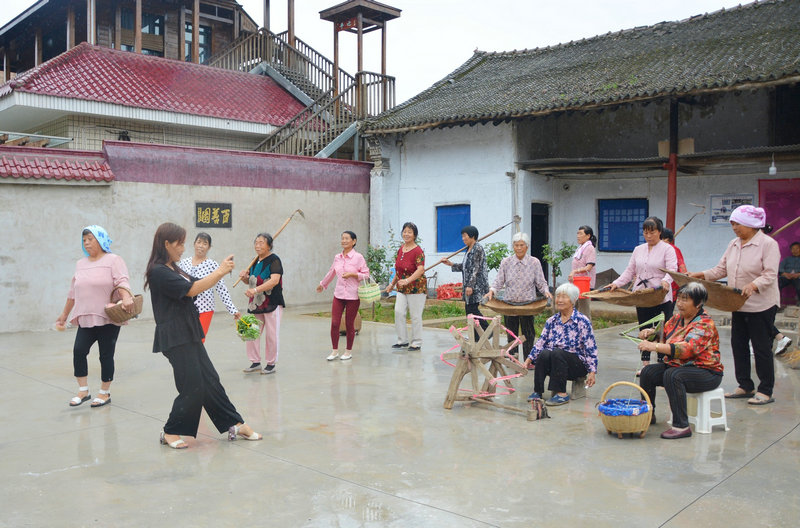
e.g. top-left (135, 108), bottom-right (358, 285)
top-left (689, 205), bottom-right (780, 405)
top-left (317, 231), bottom-right (370, 361)
top-left (610, 216), bottom-right (678, 374)
top-left (56, 225), bottom-right (135, 408)
top-left (568, 225), bottom-right (597, 289)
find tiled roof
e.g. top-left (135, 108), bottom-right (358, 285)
top-left (0, 43), bottom-right (306, 125)
top-left (0, 146), bottom-right (113, 182)
top-left (364, 0), bottom-right (800, 134)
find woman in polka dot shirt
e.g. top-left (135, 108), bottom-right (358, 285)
top-left (178, 233), bottom-right (240, 341)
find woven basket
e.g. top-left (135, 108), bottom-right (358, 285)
top-left (358, 279), bottom-right (381, 304)
top-left (481, 297), bottom-right (548, 316)
top-left (597, 381), bottom-right (653, 438)
top-left (661, 269), bottom-right (746, 312)
top-left (104, 286), bottom-right (143, 323)
top-left (584, 287), bottom-right (667, 307)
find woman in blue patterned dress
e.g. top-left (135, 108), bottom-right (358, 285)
top-left (522, 283), bottom-right (598, 406)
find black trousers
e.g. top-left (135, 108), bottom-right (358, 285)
top-left (163, 342), bottom-right (244, 437)
top-left (533, 349), bottom-right (588, 394)
top-left (465, 302), bottom-right (489, 340)
top-left (731, 306), bottom-right (777, 396)
top-left (73, 324), bottom-right (121, 382)
top-left (637, 301), bottom-right (674, 361)
top-left (504, 315), bottom-right (535, 357)
top-left (639, 363), bottom-right (722, 428)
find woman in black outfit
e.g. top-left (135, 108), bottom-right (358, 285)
top-left (145, 222), bottom-right (261, 449)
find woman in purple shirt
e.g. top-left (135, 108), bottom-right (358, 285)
top-left (610, 216), bottom-right (678, 374)
top-left (317, 231), bottom-right (370, 361)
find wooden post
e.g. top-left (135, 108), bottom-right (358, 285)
top-left (87, 0), bottom-right (97, 45)
top-left (178, 7), bottom-right (185, 61)
top-left (35, 28), bottom-right (42, 66)
top-left (357, 13), bottom-right (364, 118)
top-left (287, 0), bottom-right (295, 46)
top-left (381, 23), bottom-right (387, 112)
top-left (263, 0), bottom-right (270, 32)
top-left (2, 48), bottom-right (9, 82)
top-left (192, 0), bottom-right (200, 63)
top-left (134, 0), bottom-right (142, 53)
top-left (67, 4), bottom-right (76, 50)
top-left (333, 23), bottom-right (339, 115)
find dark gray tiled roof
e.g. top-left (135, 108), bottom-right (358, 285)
top-left (363, 0), bottom-right (800, 134)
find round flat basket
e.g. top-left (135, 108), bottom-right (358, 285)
top-left (662, 269), bottom-right (746, 312)
top-left (481, 297), bottom-right (548, 316)
top-left (597, 381), bottom-right (653, 438)
top-left (584, 287), bottom-right (666, 307)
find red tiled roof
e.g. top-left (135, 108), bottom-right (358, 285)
top-left (0, 146), bottom-right (114, 182)
top-left (0, 43), bottom-right (306, 125)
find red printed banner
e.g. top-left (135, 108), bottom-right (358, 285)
top-left (336, 17), bottom-right (358, 31)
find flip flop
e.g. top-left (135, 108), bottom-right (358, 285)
top-left (724, 390), bottom-right (755, 399)
top-left (747, 394), bottom-right (775, 405)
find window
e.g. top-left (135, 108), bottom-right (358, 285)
top-left (121, 9), bottom-right (163, 35)
top-left (598, 198), bottom-right (648, 252)
top-left (185, 23), bottom-right (212, 63)
top-left (437, 204), bottom-right (470, 252)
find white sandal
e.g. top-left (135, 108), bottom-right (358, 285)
top-left (91, 389), bottom-right (111, 407)
top-left (69, 386), bottom-right (91, 407)
top-left (160, 430), bottom-right (187, 449)
top-left (228, 424), bottom-right (262, 441)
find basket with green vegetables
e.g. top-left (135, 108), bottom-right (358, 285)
top-left (236, 314), bottom-right (261, 341)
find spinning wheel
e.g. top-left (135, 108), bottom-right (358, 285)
top-left (442, 315), bottom-right (528, 413)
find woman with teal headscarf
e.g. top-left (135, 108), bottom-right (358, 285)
top-left (56, 225), bottom-right (135, 408)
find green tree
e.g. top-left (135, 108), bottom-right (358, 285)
top-left (484, 242), bottom-right (510, 272)
top-left (542, 241), bottom-right (578, 292)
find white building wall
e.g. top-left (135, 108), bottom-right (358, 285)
top-left (374, 123), bottom-right (517, 286)
top-left (540, 164), bottom-right (800, 283)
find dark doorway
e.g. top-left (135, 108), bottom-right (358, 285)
top-left (531, 202), bottom-right (550, 281)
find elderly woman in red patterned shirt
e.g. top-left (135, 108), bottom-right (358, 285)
top-left (638, 282), bottom-right (724, 439)
top-left (486, 232), bottom-right (552, 358)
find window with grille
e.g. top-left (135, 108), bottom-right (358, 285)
top-left (598, 198), bottom-right (648, 252)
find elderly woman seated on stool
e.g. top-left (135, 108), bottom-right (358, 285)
top-left (638, 282), bottom-right (724, 439)
top-left (522, 283), bottom-right (598, 406)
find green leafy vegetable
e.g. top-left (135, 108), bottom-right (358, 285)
top-left (236, 314), bottom-right (261, 341)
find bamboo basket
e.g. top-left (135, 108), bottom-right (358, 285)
top-left (661, 269), bottom-right (746, 312)
top-left (597, 381), bottom-right (653, 439)
top-left (583, 287), bottom-right (667, 307)
top-left (481, 297), bottom-right (548, 316)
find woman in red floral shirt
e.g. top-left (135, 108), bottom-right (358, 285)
top-left (386, 222), bottom-right (427, 351)
top-left (638, 282), bottom-right (724, 439)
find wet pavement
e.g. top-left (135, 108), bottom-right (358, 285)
top-left (1, 303), bottom-right (798, 527)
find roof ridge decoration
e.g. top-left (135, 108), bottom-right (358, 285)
top-left (363, 0), bottom-right (800, 134)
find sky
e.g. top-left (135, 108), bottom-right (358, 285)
top-left (0, 0), bottom-right (746, 104)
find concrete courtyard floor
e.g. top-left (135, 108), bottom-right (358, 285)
top-left (1, 303), bottom-right (799, 527)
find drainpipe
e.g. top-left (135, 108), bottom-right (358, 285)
top-left (663, 99), bottom-right (678, 231)
top-left (506, 171), bottom-right (518, 232)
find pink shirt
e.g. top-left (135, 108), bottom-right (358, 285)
top-left (67, 253), bottom-right (131, 327)
top-left (571, 242), bottom-right (597, 288)
top-left (613, 240), bottom-right (677, 302)
top-left (319, 250), bottom-right (370, 300)
top-left (702, 230), bottom-right (780, 313)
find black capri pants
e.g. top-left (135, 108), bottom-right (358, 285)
top-left (73, 324), bottom-right (121, 382)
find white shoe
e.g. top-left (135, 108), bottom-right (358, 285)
top-left (775, 336), bottom-right (792, 356)
top-left (326, 352), bottom-right (339, 361)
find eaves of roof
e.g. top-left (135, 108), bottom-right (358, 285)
top-left (0, 145), bottom-right (114, 184)
top-left (0, 42), bottom-right (306, 127)
top-left (363, 0), bottom-right (800, 135)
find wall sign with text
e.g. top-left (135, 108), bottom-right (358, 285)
top-left (709, 194), bottom-right (753, 225)
top-left (196, 202), bottom-right (232, 228)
